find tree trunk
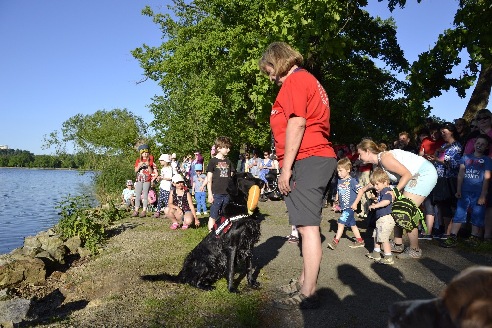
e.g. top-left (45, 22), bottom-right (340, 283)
top-left (463, 63), bottom-right (492, 121)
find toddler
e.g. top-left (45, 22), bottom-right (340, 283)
top-left (327, 158), bottom-right (365, 250)
top-left (121, 180), bottom-right (135, 207)
top-left (362, 168), bottom-right (395, 265)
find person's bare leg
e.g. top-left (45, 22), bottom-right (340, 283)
top-left (297, 226), bottom-right (321, 297)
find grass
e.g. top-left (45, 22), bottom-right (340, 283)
top-left (143, 282), bottom-right (263, 328)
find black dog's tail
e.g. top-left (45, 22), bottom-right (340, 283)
top-left (141, 273), bottom-right (183, 283)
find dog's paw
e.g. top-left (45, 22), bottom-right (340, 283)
top-left (228, 287), bottom-right (240, 293)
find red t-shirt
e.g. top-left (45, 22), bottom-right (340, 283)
top-left (420, 137), bottom-right (445, 156)
top-left (270, 69), bottom-right (336, 167)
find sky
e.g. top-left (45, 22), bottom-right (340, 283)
top-left (0, 0), bottom-right (471, 155)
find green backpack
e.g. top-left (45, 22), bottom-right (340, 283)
top-left (391, 188), bottom-right (427, 233)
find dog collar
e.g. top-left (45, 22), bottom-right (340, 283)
top-left (230, 214), bottom-right (249, 221)
top-left (213, 214), bottom-right (250, 238)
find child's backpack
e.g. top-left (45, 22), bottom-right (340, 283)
top-left (391, 188), bottom-right (427, 233)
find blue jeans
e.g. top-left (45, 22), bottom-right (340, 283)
top-left (210, 193), bottom-right (230, 220)
top-left (194, 191), bottom-right (207, 213)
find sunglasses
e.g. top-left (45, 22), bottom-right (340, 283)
top-left (477, 116), bottom-right (490, 121)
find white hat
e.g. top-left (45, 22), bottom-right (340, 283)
top-left (126, 180), bottom-right (133, 186)
top-left (172, 174), bottom-right (184, 183)
top-left (159, 154), bottom-right (171, 162)
top-left (171, 153), bottom-right (177, 159)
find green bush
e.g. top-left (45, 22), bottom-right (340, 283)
top-left (55, 195), bottom-right (124, 254)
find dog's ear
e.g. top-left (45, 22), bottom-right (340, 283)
top-left (227, 174), bottom-right (240, 197)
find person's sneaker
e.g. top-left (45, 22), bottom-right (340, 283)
top-left (390, 241), bottom-right (404, 253)
top-left (418, 233), bottom-right (433, 240)
top-left (465, 235), bottom-right (481, 247)
top-left (196, 212), bottom-right (201, 216)
top-left (273, 291), bottom-right (320, 310)
top-left (396, 247), bottom-right (422, 259)
top-left (278, 279), bottom-right (301, 294)
top-left (378, 255), bottom-right (394, 265)
top-left (139, 211), bottom-right (147, 218)
top-left (365, 250), bottom-right (382, 261)
top-left (203, 211), bottom-right (208, 215)
top-left (349, 240), bottom-right (365, 248)
top-left (327, 239), bottom-right (338, 250)
top-left (131, 211), bottom-right (139, 217)
top-left (153, 211), bottom-right (160, 218)
top-left (440, 235), bottom-right (458, 248)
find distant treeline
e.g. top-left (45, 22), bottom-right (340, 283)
top-left (0, 149), bottom-right (89, 169)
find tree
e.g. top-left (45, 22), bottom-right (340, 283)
top-left (384, 0), bottom-right (492, 121)
top-left (133, 0), bottom-right (422, 150)
top-left (44, 109), bottom-right (151, 199)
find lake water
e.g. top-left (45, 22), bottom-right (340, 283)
top-left (0, 168), bottom-right (95, 254)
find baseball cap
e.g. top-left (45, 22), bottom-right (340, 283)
top-left (126, 180), bottom-right (133, 186)
top-left (172, 174), bottom-right (184, 183)
top-left (159, 154), bottom-right (171, 162)
top-left (171, 153), bottom-right (177, 159)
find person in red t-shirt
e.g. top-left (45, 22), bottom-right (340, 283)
top-left (419, 123), bottom-right (445, 159)
top-left (259, 42), bottom-right (337, 310)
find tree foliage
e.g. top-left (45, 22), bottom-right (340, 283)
top-left (133, 0), bottom-right (426, 150)
top-left (43, 109), bottom-right (151, 199)
top-left (387, 0), bottom-right (492, 121)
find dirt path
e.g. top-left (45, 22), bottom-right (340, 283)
top-left (22, 200), bottom-right (492, 327)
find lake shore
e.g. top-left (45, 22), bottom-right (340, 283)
top-left (10, 200), bottom-right (492, 327)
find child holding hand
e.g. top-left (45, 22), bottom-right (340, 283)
top-left (363, 168), bottom-right (395, 264)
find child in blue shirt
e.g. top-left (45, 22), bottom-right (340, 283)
top-left (441, 134), bottom-right (492, 248)
top-left (363, 168), bottom-right (395, 264)
top-left (192, 163), bottom-right (208, 215)
top-left (327, 158), bottom-right (365, 250)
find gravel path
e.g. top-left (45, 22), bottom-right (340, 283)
top-left (23, 200), bottom-right (492, 327)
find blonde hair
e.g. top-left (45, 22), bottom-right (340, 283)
top-left (337, 157), bottom-right (352, 171)
top-left (370, 167), bottom-right (390, 185)
top-left (259, 42), bottom-right (303, 77)
top-left (357, 139), bottom-right (383, 154)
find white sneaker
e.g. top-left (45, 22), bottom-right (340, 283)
top-left (203, 211), bottom-right (208, 215)
top-left (196, 212), bottom-right (201, 215)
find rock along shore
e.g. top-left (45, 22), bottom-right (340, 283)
top-left (1, 201), bottom-right (491, 327)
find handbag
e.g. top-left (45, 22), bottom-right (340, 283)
top-left (391, 188), bottom-right (427, 233)
top-left (432, 176), bottom-right (457, 204)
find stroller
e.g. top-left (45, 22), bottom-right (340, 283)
top-left (263, 170), bottom-right (283, 201)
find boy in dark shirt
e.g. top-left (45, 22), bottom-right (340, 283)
top-left (363, 168), bottom-right (395, 265)
top-left (205, 136), bottom-right (236, 231)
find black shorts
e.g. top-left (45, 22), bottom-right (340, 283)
top-left (284, 156), bottom-right (337, 226)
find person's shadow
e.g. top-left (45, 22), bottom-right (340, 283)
top-left (18, 289), bottom-right (88, 327)
top-left (300, 264), bottom-right (417, 327)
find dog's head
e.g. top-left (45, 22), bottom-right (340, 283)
top-left (227, 172), bottom-right (264, 215)
top-left (388, 266), bottom-right (492, 328)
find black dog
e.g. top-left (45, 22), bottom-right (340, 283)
top-left (158, 172), bottom-right (264, 292)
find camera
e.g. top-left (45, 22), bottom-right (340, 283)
top-left (140, 164), bottom-right (148, 170)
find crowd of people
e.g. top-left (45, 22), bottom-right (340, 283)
top-left (120, 41), bottom-right (490, 312)
top-left (330, 110), bottom-right (492, 254)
